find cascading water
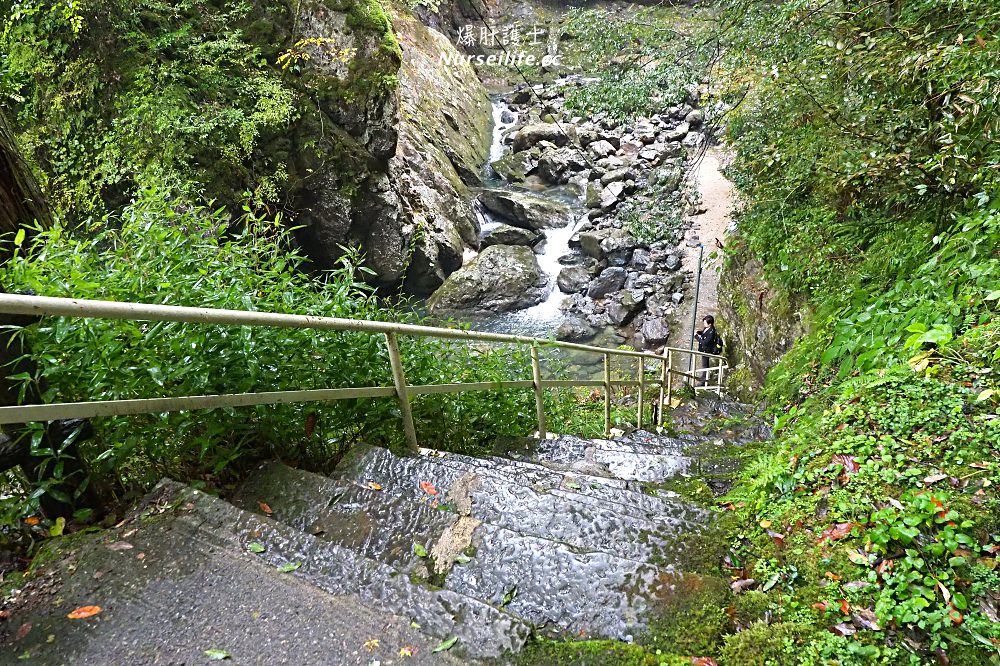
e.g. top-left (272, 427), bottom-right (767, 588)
top-left (457, 97), bottom-right (584, 337)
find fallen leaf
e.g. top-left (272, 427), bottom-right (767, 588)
top-left (367, 482), bottom-right (383, 491)
top-left (969, 462), bottom-right (990, 470)
top-left (825, 571), bottom-right (842, 581)
top-left (730, 578), bottom-right (756, 594)
top-left (924, 473), bottom-right (948, 485)
top-left (276, 562), bottom-right (301, 573)
top-left (976, 33), bottom-right (987, 47)
top-left (136, 553), bottom-right (145, 561)
top-left (106, 542), bottom-right (133, 551)
top-left (818, 522), bottom-right (855, 544)
top-left (15, 623), bottom-right (31, 640)
top-left (839, 599), bottom-right (850, 614)
top-left (949, 608), bottom-right (964, 624)
top-left (433, 636), bottom-right (458, 653)
top-left (67, 606), bottom-right (102, 620)
top-left (830, 622), bottom-right (856, 637)
top-left (247, 542), bottom-right (265, 554)
top-left (413, 543), bottom-right (428, 558)
top-left (831, 454), bottom-right (859, 476)
top-left (205, 649), bottom-right (232, 661)
top-left (399, 646), bottom-right (414, 658)
top-left (843, 581), bottom-right (871, 591)
top-left (690, 658), bottom-right (718, 666)
top-left (812, 601), bottom-right (830, 612)
top-left (0, 610), bottom-right (9, 620)
top-left (852, 608), bottom-right (881, 631)
top-left (419, 481), bottom-right (438, 496)
top-left (759, 519), bottom-right (772, 529)
top-left (304, 412), bottom-right (317, 438)
top-left (364, 638), bottom-right (380, 652)
top-left (847, 550), bottom-right (870, 565)
top-left (258, 502), bottom-right (273, 515)
top-left (24, 517), bottom-right (40, 526)
top-left (767, 530), bottom-right (786, 549)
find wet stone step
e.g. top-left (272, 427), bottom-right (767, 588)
top-left (506, 434), bottom-right (694, 482)
top-left (233, 463), bottom-right (707, 640)
top-left (338, 445), bottom-right (711, 558)
top-left (416, 447), bottom-right (713, 526)
top-left (166, 480), bottom-right (530, 659)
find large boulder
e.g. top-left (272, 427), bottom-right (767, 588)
top-left (491, 150), bottom-right (534, 182)
top-left (587, 267), bottom-right (628, 299)
top-left (427, 245), bottom-right (548, 313)
top-left (557, 266), bottom-right (592, 294)
top-left (536, 147), bottom-right (588, 184)
top-left (639, 317), bottom-right (670, 345)
top-left (509, 123), bottom-right (570, 152)
top-left (481, 224), bottom-right (543, 249)
top-left (479, 189), bottom-right (572, 230)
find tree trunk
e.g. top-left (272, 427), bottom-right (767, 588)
top-left (0, 109), bottom-right (100, 517)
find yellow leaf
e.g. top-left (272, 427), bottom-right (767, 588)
top-left (759, 520), bottom-right (772, 529)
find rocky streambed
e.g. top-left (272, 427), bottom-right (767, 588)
top-left (427, 77), bottom-right (708, 351)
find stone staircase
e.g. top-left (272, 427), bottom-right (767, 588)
top-left (11, 396), bottom-right (762, 664)
top-left (215, 396), bottom-right (759, 660)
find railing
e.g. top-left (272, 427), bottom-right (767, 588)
top-left (0, 294), bottom-right (727, 452)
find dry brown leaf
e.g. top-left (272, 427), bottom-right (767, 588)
top-left (851, 608), bottom-right (881, 631)
top-left (419, 481), bottom-right (438, 496)
top-left (15, 622), bottom-right (31, 640)
top-left (818, 522), bottom-right (855, 544)
top-left (258, 502), bottom-right (273, 515)
top-left (367, 482), bottom-right (383, 491)
top-left (106, 542), bottom-right (133, 551)
top-left (924, 473), bottom-right (948, 485)
top-left (24, 517), bottom-right (39, 526)
top-left (730, 578), bottom-right (756, 594)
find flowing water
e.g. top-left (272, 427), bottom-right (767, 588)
top-left (454, 97), bottom-right (584, 338)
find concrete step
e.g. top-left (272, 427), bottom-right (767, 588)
top-left (6, 481), bottom-right (477, 665)
top-left (171, 480), bottom-right (530, 659)
top-left (501, 433), bottom-right (694, 482)
top-left (234, 460), bottom-right (712, 639)
top-left (337, 445), bottom-right (711, 558)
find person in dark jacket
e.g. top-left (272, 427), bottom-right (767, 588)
top-left (694, 315), bottom-right (723, 386)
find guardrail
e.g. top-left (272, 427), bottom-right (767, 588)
top-left (0, 294), bottom-right (727, 452)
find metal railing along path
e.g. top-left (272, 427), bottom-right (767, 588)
top-left (0, 294), bottom-right (728, 452)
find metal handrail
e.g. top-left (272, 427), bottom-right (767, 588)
top-left (0, 294), bottom-right (728, 451)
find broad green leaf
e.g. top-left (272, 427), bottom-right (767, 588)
top-left (277, 562), bottom-right (301, 573)
top-left (247, 542), bottom-right (265, 553)
top-left (204, 649), bottom-right (231, 660)
top-left (413, 543), bottom-right (428, 558)
top-left (49, 517), bottom-right (65, 537)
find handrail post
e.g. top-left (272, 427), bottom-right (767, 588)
top-left (659, 349), bottom-right (673, 427)
top-left (384, 332), bottom-right (418, 454)
top-left (603, 353), bottom-right (612, 437)
top-left (636, 357), bottom-right (645, 430)
top-left (530, 345), bottom-right (547, 439)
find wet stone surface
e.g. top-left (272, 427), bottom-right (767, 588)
top-left (233, 444), bottom-right (721, 641)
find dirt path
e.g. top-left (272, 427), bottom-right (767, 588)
top-left (669, 147), bottom-right (734, 356)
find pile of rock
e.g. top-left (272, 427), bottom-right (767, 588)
top-left (490, 79), bottom-right (704, 349)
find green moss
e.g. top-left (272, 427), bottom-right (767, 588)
top-left (516, 638), bottom-right (675, 666)
top-left (719, 622), bottom-right (818, 665)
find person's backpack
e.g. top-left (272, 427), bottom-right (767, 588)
top-left (706, 328), bottom-right (723, 355)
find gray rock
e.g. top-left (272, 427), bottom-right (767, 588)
top-left (589, 140), bottom-right (617, 158)
top-left (479, 189), bottom-right (572, 230)
top-left (606, 290), bottom-right (644, 326)
top-left (640, 317), bottom-right (670, 345)
top-left (427, 245), bottom-right (547, 313)
top-left (537, 147), bottom-right (588, 184)
top-left (600, 168), bottom-right (634, 186)
top-left (557, 266), bottom-right (592, 294)
top-left (684, 109), bottom-right (705, 127)
top-left (664, 254), bottom-right (682, 271)
top-left (600, 181), bottom-right (626, 209)
top-left (682, 131), bottom-right (704, 148)
top-left (601, 232), bottom-right (639, 267)
top-left (587, 267), bottom-right (628, 299)
top-left (596, 156), bottom-right (625, 171)
top-left (491, 151), bottom-right (534, 182)
top-left (481, 224), bottom-right (543, 249)
top-left (510, 123), bottom-right (571, 152)
top-left (671, 292), bottom-right (684, 305)
top-left (664, 122), bottom-right (690, 142)
top-left (631, 248), bottom-right (651, 270)
top-left (556, 317), bottom-right (598, 342)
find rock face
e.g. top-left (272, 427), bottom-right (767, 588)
top-left (427, 245), bottom-right (547, 313)
top-left (293, 4), bottom-right (492, 293)
top-left (479, 189), bottom-right (572, 230)
top-left (718, 238), bottom-right (810, 399)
